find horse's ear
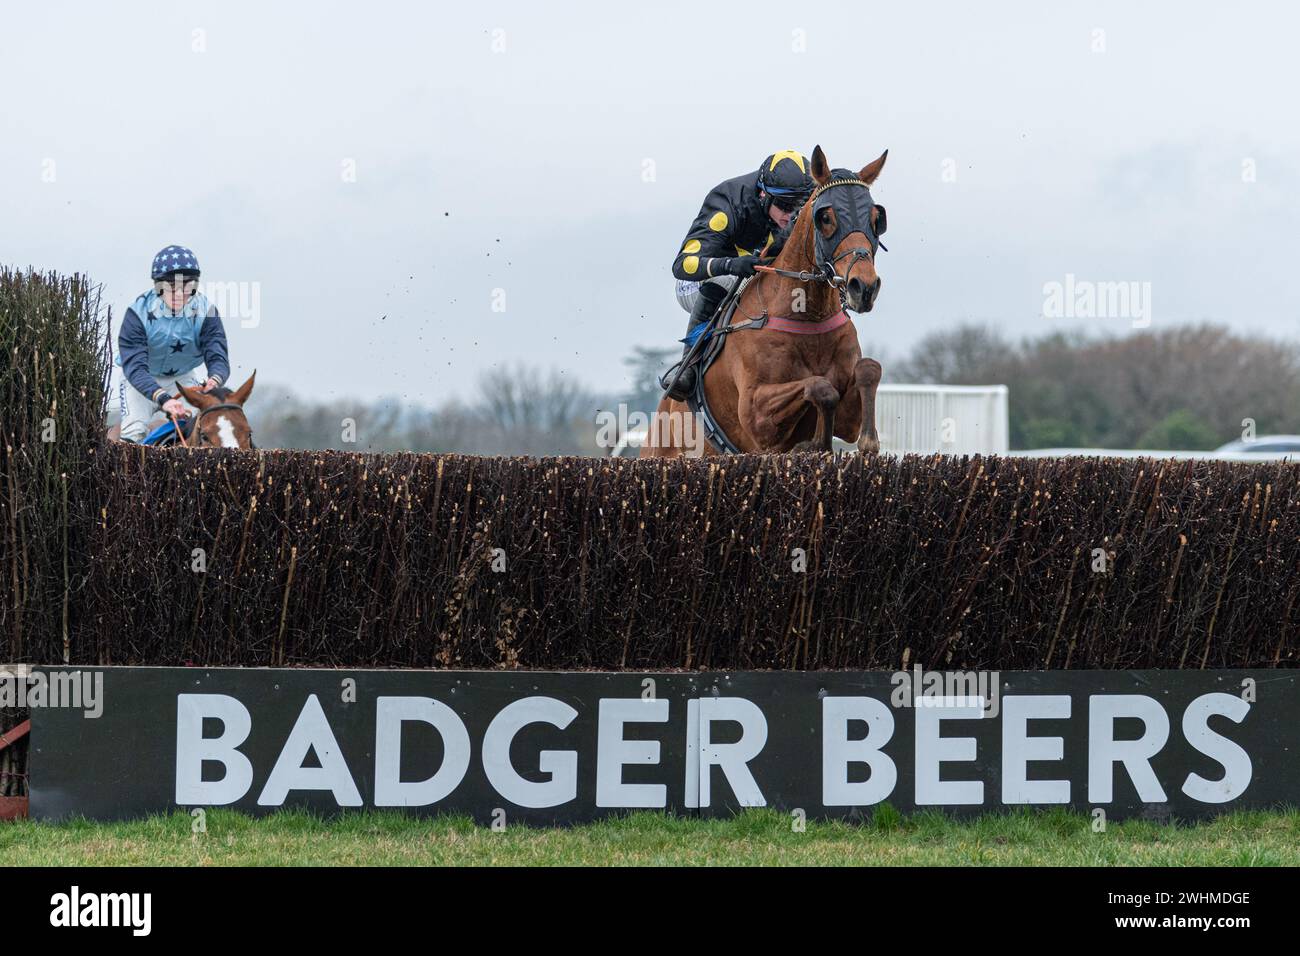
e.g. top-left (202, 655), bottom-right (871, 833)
top-left (230, 370), bottom-right (256, 406)
top-left (175, 381), bottom-right (213, 408)
top-left (859, 149), bottom-right (888, 185)
top-left (810, 145), bottom-right (831, 185)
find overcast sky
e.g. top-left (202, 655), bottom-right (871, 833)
top-left (3, 1), bottom-right (1297, 405)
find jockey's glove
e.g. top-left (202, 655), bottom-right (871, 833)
top-left (722, 255), bottom-right (774, 278)
top-left (153, 390), bottom-right (177, 409)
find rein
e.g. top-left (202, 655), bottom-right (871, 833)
top-left (754, 264), bottom-right (829, 283)
top-left (167, 411), bottom-right (190, 448)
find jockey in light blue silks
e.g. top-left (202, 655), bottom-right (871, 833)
top-left (115, 245), bottom-right (231, 442)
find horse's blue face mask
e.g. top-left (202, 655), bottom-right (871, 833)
top-left (809, 171), bottom-right (888, 282)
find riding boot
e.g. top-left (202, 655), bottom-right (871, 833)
top-left (662, 281), bottom-right (728, 402)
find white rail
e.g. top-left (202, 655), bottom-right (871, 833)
top-left (874, 384), bottom-right (1009, 456)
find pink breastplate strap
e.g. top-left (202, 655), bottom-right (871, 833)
top-left (755, 310), bottom-right (850, 335)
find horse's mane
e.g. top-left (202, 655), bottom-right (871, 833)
top-left (207, 385), bottom-right (235, 401)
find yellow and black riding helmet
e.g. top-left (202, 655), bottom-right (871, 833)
top-left (756, 150), bottom-right (814, 214)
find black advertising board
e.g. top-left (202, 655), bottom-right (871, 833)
top-left (25, 667), bottom-right (1298, 823)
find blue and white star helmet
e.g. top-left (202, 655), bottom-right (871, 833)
top-left (150, 245), bottom-right (201, 281)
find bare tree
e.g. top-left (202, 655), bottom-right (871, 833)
top-left (891, 323), bottom-right (1013, 384)
top-left (475, 364), bottom-right (597, 454)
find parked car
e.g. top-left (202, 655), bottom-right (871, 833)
top-left (1213, 435), bottom-right (1300, 457)
top-left (1013, 436), bottom-right (1300, 461)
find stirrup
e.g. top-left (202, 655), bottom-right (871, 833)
top-left (662, 360), bottom-right (696, 402)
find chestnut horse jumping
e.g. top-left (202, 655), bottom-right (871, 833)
top-left (642, 146), bottom-right (887, 458)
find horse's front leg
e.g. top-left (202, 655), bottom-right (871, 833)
top-left (854, 357), bottom-right (882, 456)
top-left (791, 378), bottom-right (840, 452)
top-left (741, 376), bottom-right (840, 452)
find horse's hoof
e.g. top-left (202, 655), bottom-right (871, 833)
top-left (791, 440), bottom-right (828, 454)
top-left (857, 437), bottom-right (881, 456)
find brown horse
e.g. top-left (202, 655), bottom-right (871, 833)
top-left (642, 146), bottom-right (887, 458)
top-left (107, 372), bottom-right (257, 449)
top-left (175, 373), bottom-right (257, 448)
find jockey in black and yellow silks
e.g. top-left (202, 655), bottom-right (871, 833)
top-left (660, 150), bottom-right (814, 401)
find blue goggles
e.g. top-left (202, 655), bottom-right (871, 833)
top-left (760, 182), bottom-right (810, 212)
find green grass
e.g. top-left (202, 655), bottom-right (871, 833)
top-left (5, 807), bottom-right (1299, 866)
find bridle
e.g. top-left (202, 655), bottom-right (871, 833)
top-left (757, 176), bottom-right (887, 311)
top-left (809, 177), bottom-right (886, 303)
top-left (187, 402), bottom-right (256, 449)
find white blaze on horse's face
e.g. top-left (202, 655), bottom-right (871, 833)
top-left (215, 415), bottom-right (239, 449)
